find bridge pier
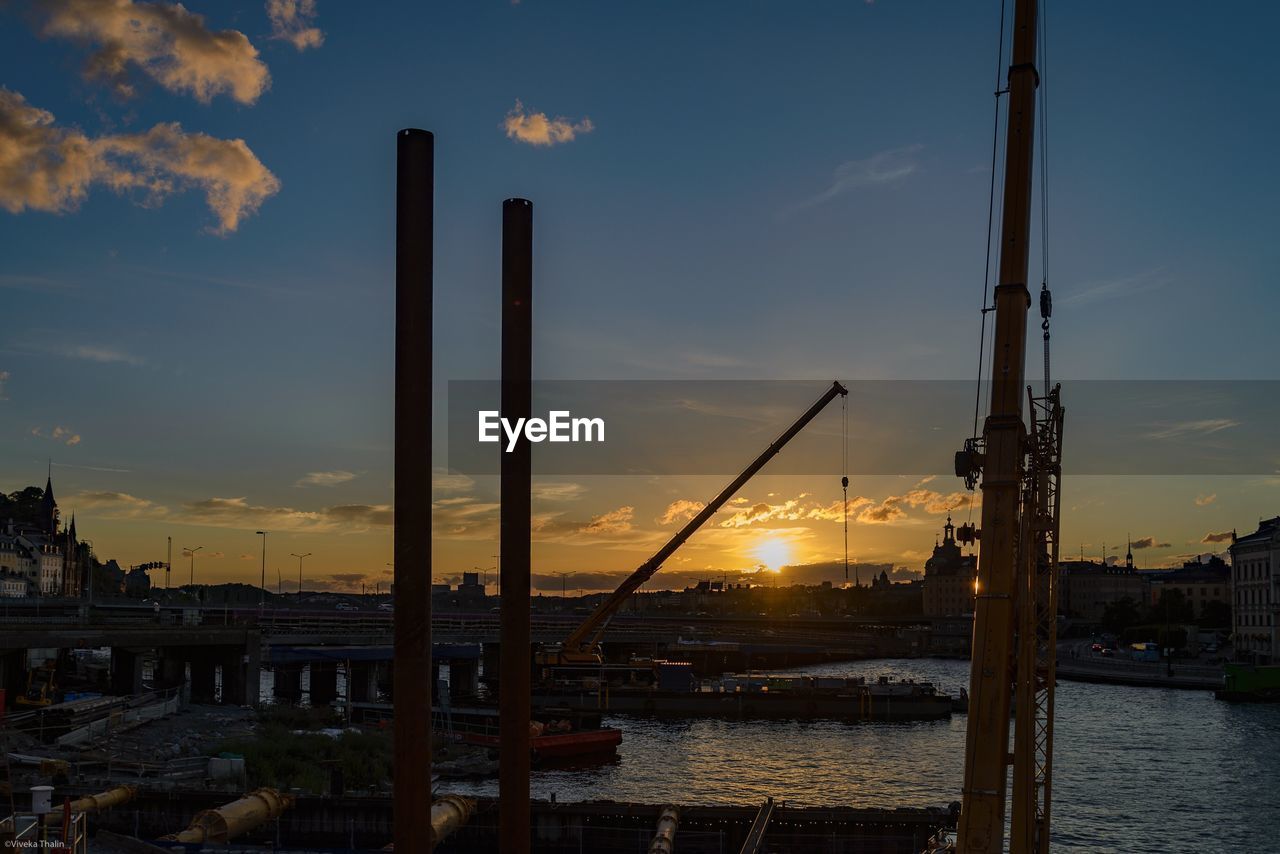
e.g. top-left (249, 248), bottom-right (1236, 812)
top-left (273, 664), bottom-right (304, 703)
top-left (310, 661), bottom-right (339, 707)
top-left (0, 649), bottom-right (25, 706)
top-left (349, 662), bottom-right (377, 703)
top-left (482, 642), bottom-right (500, 684)
top-left (450, 658), bottom-right (479, 697)
top-left (155, 650), bottom-right (187, 691)
top-left (110, 648), bottom-right (144, 696)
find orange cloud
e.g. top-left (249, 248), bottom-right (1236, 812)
top-left (659, 499), bottom-right (706, 525)
top-left (503, 100), bottom-right (594, 146)
top-left (266, 0), bottom-right (324, 51)
top-left (0, 89), bottom-right (279, 233)
top-left (39, 0), bottom-right (270, 104)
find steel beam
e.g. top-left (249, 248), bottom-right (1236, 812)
top-left (499, 197), bottom-right (533, 853)
top-left (393, 127), bottom-right (433, 851)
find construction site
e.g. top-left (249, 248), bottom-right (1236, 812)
top-left (10, 0), bottom-right (1274, 851)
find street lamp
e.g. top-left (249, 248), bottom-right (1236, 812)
top-left (255, 531), bottom-right (267, 609)
top-left (556, 571), bottom-right (577, 605)
top-left (291, 553), bottom-right (311, 597)
top-left (185, 546), bottom-right (203, 586)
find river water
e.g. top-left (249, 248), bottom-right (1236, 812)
top-left (445, 658), bottom-right (1280, 853)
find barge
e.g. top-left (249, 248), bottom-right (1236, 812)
top-left (535, 662), bottom-right (956, 721)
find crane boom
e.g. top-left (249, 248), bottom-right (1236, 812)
top-left (544, 380), bottom-right (848, 665)
top-left (955, 0), bottom-right (1043, 851)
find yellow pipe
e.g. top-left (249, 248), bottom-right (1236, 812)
top-left (648, 805), bottom-right (680, 854)
top-left (430, 795), bottom-right (475, 846)
top-left (70, 785), bottom-right (136, 814)
top-left (48, 785), bottom-right (137, 825)
top-left (163, 788), bottom-right (294, 844)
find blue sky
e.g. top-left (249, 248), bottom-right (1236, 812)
top-left (1, 1), bottom-right (1276, 589)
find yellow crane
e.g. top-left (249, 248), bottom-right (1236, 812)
top-left (537, 380), bottom-right (849, 666)
top-left (952, 0), bottom-right (1064, 851)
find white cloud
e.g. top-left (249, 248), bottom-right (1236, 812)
top-left (503, 100), bottom-right (594, 146)
top-left (296, 470), bottom-right (358, 487)
top-left (39, 0), bottom-right (271, 104)
top-left (67, 345), bottom-right (145, 365)
top-left (266, 0), bottom-right (324, 51)
top-left (782, 144), bottom-right (922, 218)
top-left (31, 425), bottom-right (83, 446)
top-left (0, 88), bottom-right (280, 233)
top-left (1144, 419), bottom-right (1239, 441)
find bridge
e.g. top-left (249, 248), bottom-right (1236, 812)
top-left (0, 600), bottom-right (956, 711)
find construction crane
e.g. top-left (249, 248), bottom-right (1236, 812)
top-left (950, 0), bottom-right (1065, 851)
top-left (537, 380), bottom-right (849, 666)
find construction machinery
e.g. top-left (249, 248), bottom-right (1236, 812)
top-left (951, 0), bottom-right (1065, 851)
top-left (15, 662), bottom-right (57, 709)
top-left (537, 380), bottom-right (849, 666)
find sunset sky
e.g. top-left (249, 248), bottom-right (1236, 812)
top-left (2, 1), bottom-right (1277, 593)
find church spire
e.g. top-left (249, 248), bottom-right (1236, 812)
top-left (1126, 534), bottom-right (1133, 569)
top-left (41, 469), bottom-right (59, 536)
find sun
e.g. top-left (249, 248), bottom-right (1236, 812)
top-left (753, 536), bottom-right (793, 573)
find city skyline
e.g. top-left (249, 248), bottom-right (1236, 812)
top-left (3, 1), bottom-right (1277, 592)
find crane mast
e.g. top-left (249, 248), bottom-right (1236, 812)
top-left (541, 380), bottom-right (849, 666)
top-left (953, 0), bottom-right (1064, 851)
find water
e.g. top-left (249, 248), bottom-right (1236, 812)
top-left (446, 658), bottom-right (1280, 852)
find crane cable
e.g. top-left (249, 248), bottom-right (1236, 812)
top-left (841, 392), bottom-right (850, 584)
top-left (1038, 0), bottom-right (1053, 394)
top-left (968, 0), bottom-right (1009, 527)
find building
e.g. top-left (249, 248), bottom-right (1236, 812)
top-left (921, 517), bottom-right (977, 617)
top-left (1229, 517), bottom-right (1279, 663)
top-left (1146, 556), bottom-right (1230, 621)
top-left (1058, 550), bottom-right (1147, 622)
top-left (1, 476), bottom-right (89, 597)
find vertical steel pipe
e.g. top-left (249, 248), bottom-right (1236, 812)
top-left (499, 197), bottom-right (533, 853)
top-left (394, 127), bottom-right (433, 851)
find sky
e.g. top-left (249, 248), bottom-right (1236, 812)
top-left (2, 0), bottom-right (1277, 593)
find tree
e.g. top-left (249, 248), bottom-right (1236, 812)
top-left (1101, 596), bottom-right (1142, 634)
top-left (1198, 599), bottom-right (1232, 629)
top-left (1151, 588), bottom-right (1195, 625)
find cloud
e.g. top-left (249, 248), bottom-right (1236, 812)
top-left (178, 495), bottom-right (392, 532)
top-left (38, 0), bottom-right (270, 104)
top-left (1195, 493), bottom-right (1217, 506)
top-left (67, 345), bottom-right (144, 365)
top-left (659, 499), bottom-right (706, 525)
top-left (433, 471), bottom-right (475, 493)
top-left (1201, 530), bottom-right (1233, 544)
top-left (1060, 268), bottom-right (1167, 307)
top-left (238, 553), bottom-right (256, 561)
top-left (1130, 536), bottom-right (1170, 550)
top-left (70, 490), bottom-right (166, 518)
top-left (531, 482), bottom-right (586, 502)
top-left (1144, 419), bottom-right (1239, 441)
top-left (31, 425), bottom-right (82, 445)
top-left (0, 370), bottom-right (8, 400)
top-left (782, 144), bottom-right (922, 218)
top-left (0, 89), bottom-right (280, 233)
top-left (503, 100), bottom-right (594, 146)
top-left (296, 470), bottom-right (358, 487)
top-left (581, 506), bottom-right (634, 534)
top-left (266, 0), bottom-right (324, 50)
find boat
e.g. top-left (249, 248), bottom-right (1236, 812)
top-left (1215, 663), bottom-right (1280, 702)
top-left (457, 720), bottom-right (623, 763)
top-left (534, 662), bottom-right (956, 721)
